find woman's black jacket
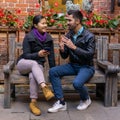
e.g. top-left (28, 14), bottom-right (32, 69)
top-left (17, 30), bottom-right (55, 68)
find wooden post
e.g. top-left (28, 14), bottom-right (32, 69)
top-left (105, 73), bottom-right (117, 106)
top-left (118, 0), bottom-right (120, 6)
top-left (111, 0), bottom-right (115, 13)
top-left (4, 73), bottom-right (11, 108)
top-left (41, 0), bottom-right (45, 14)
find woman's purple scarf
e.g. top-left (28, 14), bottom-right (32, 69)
top-left (33, 28), bottom-right (47, 42)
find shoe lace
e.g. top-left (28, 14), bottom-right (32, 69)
top-left (79, 100), bottom-right (84, 106)
top-left (79, 99), bottom-right (90, 106)
top-left (44, 86), bottom-right (50, 93)
top-left (53, 100), bottom-right (60, 107)
top-left (32, 102), bottom-right (39, 109)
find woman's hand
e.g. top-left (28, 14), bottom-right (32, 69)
top-left (38, 50), bottom-right (50, 57)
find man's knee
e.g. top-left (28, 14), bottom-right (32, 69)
top-left (73, 80), bottom-right (83, 90)
top-left (49, 67), bottom-right (57, 76)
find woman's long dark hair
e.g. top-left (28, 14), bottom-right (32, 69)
top-left (31, 15), bottom-right (45, 29)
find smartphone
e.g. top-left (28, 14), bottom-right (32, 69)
top-left (44, 47), bottom-right (51, 51)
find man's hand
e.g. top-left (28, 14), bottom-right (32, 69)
top-left (62, 36), bottom-right (77, 50)
top-left (38, 49), bottom-right (50, 57)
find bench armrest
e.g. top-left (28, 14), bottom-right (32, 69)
top-left (3, 61), bottom-right (15, 74)
top-left (97, 60), bottom-right (120, 73)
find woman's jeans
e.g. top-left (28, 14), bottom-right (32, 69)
top-left (49, 63), bottom-right (95, 101)
top-left (17, 59), bottom-right (45, 99)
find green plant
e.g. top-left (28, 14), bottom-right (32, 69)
top-left (22, 12), bottom-right (34, 29)
top-left (44, 8), bottom-right (67, 28)
top-left (23, 2), bottom-right (120, 31)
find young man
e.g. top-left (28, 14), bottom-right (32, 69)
top-left (48, 10), bottom-right (95, 113)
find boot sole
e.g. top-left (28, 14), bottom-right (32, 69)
top-left (77, 101), bottom-right (92, 110)
top-left (30, 109), bottom-right (41, 116)
top-left (46, 95), bottom-right (54, 101)
top-left (48, 107), bottom-right (67, 113)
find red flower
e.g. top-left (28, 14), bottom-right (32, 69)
top-left (0, 9), bottom-right (4, 18)
top-left (86, 20), bottom-right (93, 26)
top-left (57, 23), bottom-right (63, 27)
top-left (29, 11), bottom-right (34, 16)
top-left (50, 19), bottom-right (55, 23)
top-left (35, 3), bottom-right (40, 8)
top-left (54, 2), bottom-right (59, 7)
top-left (0, 13), bottom-right (4, 18)
top-left (49, 9), bottom-right (54, 13)
top-left (15, 9), bottom-right (21, 14)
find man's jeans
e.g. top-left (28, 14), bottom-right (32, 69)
top-left (49, 63), bottom-right (95, 100)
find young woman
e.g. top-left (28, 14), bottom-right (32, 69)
top-left (17, 15), bottom-right (55, 116)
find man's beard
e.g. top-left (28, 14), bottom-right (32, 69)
top-left (68, 25), bottom-right (76, 30)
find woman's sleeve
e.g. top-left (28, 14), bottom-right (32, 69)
top-left (22, 35), bottom-right (39, 60)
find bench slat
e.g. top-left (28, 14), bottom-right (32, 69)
top-left (10, 70), bottom-right (105, 84)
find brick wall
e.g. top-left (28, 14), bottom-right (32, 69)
top-left (93, 0), bottom-right (120, 17)
top-left (0, 0), bottom-right (40, 19)
top-left (0, 0), bottom-right (120, 17)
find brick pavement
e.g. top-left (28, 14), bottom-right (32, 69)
top-left (0, 94), bottom-right (120, 120)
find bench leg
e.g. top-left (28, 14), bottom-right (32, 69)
top-left (4, 74), bottom-right (11, 108)
top-left (105, 73), bottom-right (118, 107)
top-left (96, 83), bottom-right (105, 99)
top-left (111, 73), bottom-right (118, 106)
top-left (11, 84), bottom-right (16, 101)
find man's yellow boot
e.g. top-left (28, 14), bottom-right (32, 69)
top-left (42, 85), bottom-right (54, 101)
top-left (29, 101), bottom-right (41, 116)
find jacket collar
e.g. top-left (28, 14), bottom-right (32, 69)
top-left (67, 28), bottom-right (86, 39)
top-left (73, 26), bottom-right (84, 41)
top-left (27, 30), bottom-right (52, 43)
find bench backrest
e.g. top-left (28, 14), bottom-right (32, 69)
top-left (109, 43), bottom-right (120, 65)
top-left (8, 29), bottom-right (120, 70)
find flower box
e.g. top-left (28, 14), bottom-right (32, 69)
top-left (0, 26), bottom-right (18, 32)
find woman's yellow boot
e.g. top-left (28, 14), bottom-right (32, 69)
top-left (29, 101), bottom-right (41, 116)
top-left (42, 85), bottom-right (54, 100)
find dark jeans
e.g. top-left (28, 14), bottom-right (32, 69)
top-left (49, 63), bottom-right (95, 100)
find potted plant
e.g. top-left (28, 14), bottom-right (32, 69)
top-left (0, 8), bottom-right (23, 29)
top-left (81, 10), bottom-right (120, 31)
top-left (22, 1), bottom-right (120, 32)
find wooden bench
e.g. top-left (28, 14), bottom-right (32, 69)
top-left (3, 28), bottom-right (120, 108)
